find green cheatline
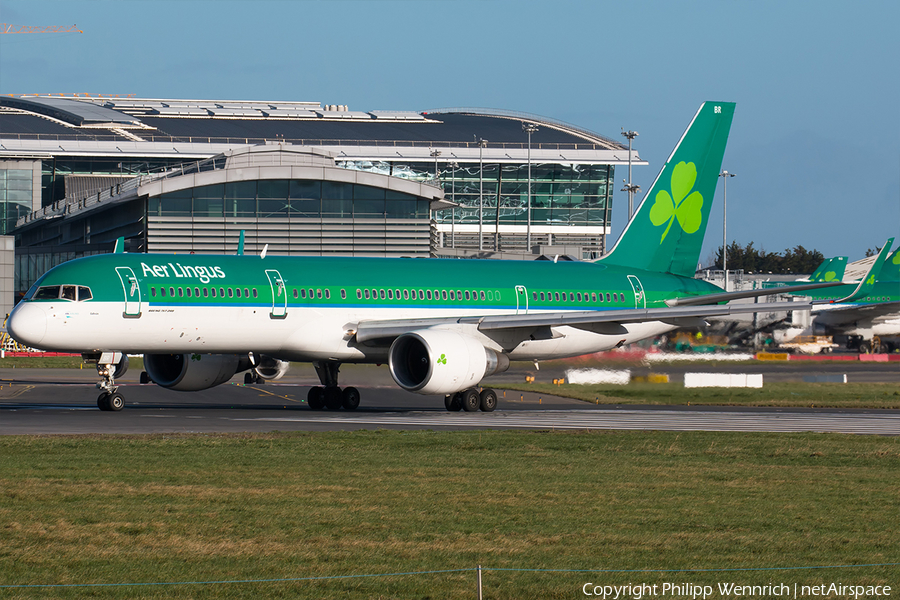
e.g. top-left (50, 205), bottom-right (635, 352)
top-left (4, 563), bottom-right (898, 589)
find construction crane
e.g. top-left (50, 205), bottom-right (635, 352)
top-left (0, 24), bottom-right (82, 34)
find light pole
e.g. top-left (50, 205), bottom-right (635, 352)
top-left (719, 170), bottom-right (735, 289)
top-left (523, 122), bottom-right (538, 251)
top-left (621, 129), bottom-right (639, 221)
top-left (477, 137), bottom-right (488, 250)
top-left (449, 161), bottom-right (459, 248)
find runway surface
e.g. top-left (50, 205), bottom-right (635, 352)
top-left (1, 363), bottom-right (898, 436)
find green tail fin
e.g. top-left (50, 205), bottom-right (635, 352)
top-left (876, 249), bottom-right (900, 282)
top-left (808, 256), bottom-right (847, 282)
top-left (600, 101), bottom-right (735, 277)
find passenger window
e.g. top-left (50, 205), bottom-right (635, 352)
top-left (187, 288), bottom-right (192, 297)
top-left (151, 287), bottom-right (157, 298)
top-left (204, 288), bottom-right (209, 298)
top-left (364, 289), bottom-right (370, 299)
top-left (211, 288), bottom-right (216, 298)
top-left (449, 291), bottom-right (455, 300)
top-left (195, 288), bottom-right (200, 297)
top-left (442, 290), bottom-right (448, 300)
top-left (78, 286), bottom-right (92, 301)
top-left (591, 293), bottom-right (597, 302)
top-left (395, 289), bottom-right (401, 299)
top-left (235, 288), bottom-right (241, 298)
top-left (577, 293), bottom-right (582, 302)
top-left (161, 287), bottom-right (167, 297)
top-left (301, 289), bottom-right (306, 299)
top-left (308, 288), bottom-right (314, 298)
top-left (252, 289), bottom-right (257, 298)
top-left (620, 293), bottom-right (625, 302)
top-left (426, 290), bottom-right (432, 300)
top-left (62, 285), bottom-right (76, 301)
top-left (569, 293), bottom-right (574, 302)
top-left (357, 289), bottom-right (362, 299)
top-left (325, 289), bottom-right (330, 299)
top-left (317, 289), bottom-right (322, 299)
top-left (380, 289), bottom-right (386, 299)
top-left (293, 288), bottom-right (298, 299)
top-left (388, 289), bottom-right (394, 300)
top-left (554, 292), bottom-right (560, 301)
top-left (227, 288), bottom-right (233, 298)
top-left (540, 292), bottom-right (545, 301)
top-left (171, 287), bottom-right (176, 297)
top-left (341, 289), bottom-right (347, 300)
top-left (411, 290), bottom-right (417, 300)
top-left (418, 289), bottom-right (424, 299)
top-left (480, 291), bottom-right (485, 300)
top-left (605, 293), bottom-right (610, 302)
top-left (219, 287), bottom-right (224, 297)
top-left (177, 287), bottom-right (183, 297)
top-left (371, 288), bottom-right (377, 299)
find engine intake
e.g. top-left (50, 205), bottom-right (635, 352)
top-left (143, 353), bottom-right (243, 391)
top-left (389, 330), bottom-right (509, 395)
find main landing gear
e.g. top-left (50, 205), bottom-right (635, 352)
top-left (444, 388), bottom-right (497, 412)
top-left (91, 352), bottom-right (129, 412)
top-left (307, 361), bottom-right (360, 411)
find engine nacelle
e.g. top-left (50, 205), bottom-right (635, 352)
top-left (249, 353), bottom-right (290, 381)
top-left (144, 353), bottom-right (243, 391)
top-left (388, 330), bottom-right (509, 395)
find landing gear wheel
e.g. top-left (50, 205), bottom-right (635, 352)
top-left (341, 386), bottom-right (360, 410)
top-left (479, 388), bottom-right (498, 412)
top-left (461, 388), bottom-right (481, 412)
top-left (324, 386), bottom-right (343, 410)
top-left (244, 372), bottom-right (255, 384)
top-left (108, 393), bottom-right (125, 411)
top-left (140, 371), bottom-right (150, 384)
top-left (307, 386), bottom-right (325, 410)
top-left (97, 393), bottom-right (111, 411)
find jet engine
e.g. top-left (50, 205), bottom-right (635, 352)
top-left (143, 353), bottom-right (245, 391)
top-left (388, 330), bottom-right (509, 395)
top-left (249, 353), bottom-right (290, 381)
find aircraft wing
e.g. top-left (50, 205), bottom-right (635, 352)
top-left (665, 281), bottom-right (844, 307)
top-left (354, 301), bottom-right (810, 343)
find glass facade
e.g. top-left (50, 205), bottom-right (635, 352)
top-left (341, 160), bottom-right (613, 228)
top-left (0, 169), bottom-right (34, 235)
top-left (148, 180), bottom-right (431, 219)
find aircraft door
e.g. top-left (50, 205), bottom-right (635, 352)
top-left (115, 266), bottom-right (142, 318)
top-left (265, 269), bottom-right (287, 319)
top-left (627, 275), bottom-right (646, 309)
top-left (515, 285), bottom-right (529, 315)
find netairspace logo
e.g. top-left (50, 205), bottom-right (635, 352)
top-left (582, 581), bottom-right (892, 599)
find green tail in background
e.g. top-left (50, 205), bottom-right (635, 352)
top-left (808, 256), bottom-right (848, 282)
top-left (876, 249), bottom-right (900, 282)
top-left (600, 101), bottom-right (736, 277)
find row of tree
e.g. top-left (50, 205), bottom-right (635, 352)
top-left (709, 242), bottom-right (825, 274)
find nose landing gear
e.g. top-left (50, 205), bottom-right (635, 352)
top-left (87, 352), bottom-right (129, 411)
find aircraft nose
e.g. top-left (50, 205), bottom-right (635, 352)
top-left (7, 302), bottom-right (47, 348)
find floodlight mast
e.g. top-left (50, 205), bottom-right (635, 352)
top-left (477, 137), bottom-right (488, 250)
top-left (719, 170), bottom-right (736, 290)
top-left (620, 129), bottom-right (639, 222)
top-left (522, 122), bottom-right (539, 251)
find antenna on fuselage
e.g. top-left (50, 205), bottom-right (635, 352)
top-left (260, 244), bottom-right (268, 259)
top-left (237, 230), bottom-right (245, 256)
top-left (113, 237), bottom-right (125, 254)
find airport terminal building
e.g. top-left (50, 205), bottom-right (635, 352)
top-left (0, 96), bottom-right (644, 297)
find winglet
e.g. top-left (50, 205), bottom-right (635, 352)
top-left (237, 230), bottom-right (245, 256)
top-left (113, 236), bottom-right (125, 254)
top-left (834, 238), bottom-right (893, 303)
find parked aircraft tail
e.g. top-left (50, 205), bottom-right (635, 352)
top-left (807, 256), bottom-right (848, 282)
top-left (601, 101), bottom-right (735, 277)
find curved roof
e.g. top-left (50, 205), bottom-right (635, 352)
top-left (0, 96), bottom-right (627, 151)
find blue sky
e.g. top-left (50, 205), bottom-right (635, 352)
top-left (1, 0), bottom-right (897, 264)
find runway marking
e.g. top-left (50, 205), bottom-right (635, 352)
top-left (232, 383), bottom-right (302, 404)
top-left (0, 384), bottom-right (34, 399)
top-left (224, 409), bottom-right (900, 435)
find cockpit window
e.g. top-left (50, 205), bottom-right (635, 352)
top-left (33, 286), bottom-right (61, 300)
top-left (30, 284), bottom-right (93, 301)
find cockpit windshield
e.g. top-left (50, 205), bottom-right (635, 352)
top-left (28, 285), bottom-right (93, 302)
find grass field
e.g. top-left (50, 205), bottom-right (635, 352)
top-left (1, 430), bottom-right (897, 599)
top-left (505, 381), bottom-right (900, 409)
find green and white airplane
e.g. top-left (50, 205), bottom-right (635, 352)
top-left (7, 101), bottom-right (840, 412)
